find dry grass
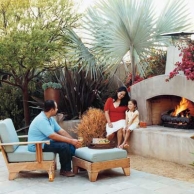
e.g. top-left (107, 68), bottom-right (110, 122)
top-left (130, 154), bottom-right (194, 183)
top-left (76, 108), bottom-right (107, 146)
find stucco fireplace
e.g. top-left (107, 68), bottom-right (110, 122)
top-left (131, 74), bottom-right (194, 127)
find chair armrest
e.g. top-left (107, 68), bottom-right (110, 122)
top-left (0, 140), bottom-right (50, 146)
top-left (16, 125), bottom-right (29, 133)
top-left (18, 135), bottom-right (28, 138)
top-left (0, 140), bottom-right (51, 163)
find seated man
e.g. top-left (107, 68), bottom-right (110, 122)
top-left (28, 100), bottom-right (81, 177)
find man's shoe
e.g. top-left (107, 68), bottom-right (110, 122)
top-left (60, 171), bottom-right (75, 177)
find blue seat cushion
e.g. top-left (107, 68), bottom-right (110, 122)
top-left (75, 147), bottom-right (127, 162)
top-left (7, 145), bottom-right (55, 162)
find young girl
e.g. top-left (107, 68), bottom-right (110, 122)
top-left (119, 99), bottom-right (139, 149)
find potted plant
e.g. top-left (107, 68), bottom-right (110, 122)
top-left (42, 82), bottom-right (62, 106)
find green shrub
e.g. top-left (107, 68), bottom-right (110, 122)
top-left (0, 84), bottom-right (24, 128)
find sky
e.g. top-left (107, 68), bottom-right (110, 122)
top-left (73, 0), bottom-right (95, 12)
top-left (73, 0), bottom-right (194, 18)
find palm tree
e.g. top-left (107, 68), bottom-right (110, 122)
top-left (76, 0), bottom-right (192, 83)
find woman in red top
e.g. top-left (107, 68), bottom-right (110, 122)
top-left (104, 86), bottom-right (130, 147)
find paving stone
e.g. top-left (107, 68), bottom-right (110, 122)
top-left (0, 153), bottom-right (193, 194)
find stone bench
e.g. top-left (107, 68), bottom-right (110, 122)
top-left (129, 126), bottom-right (194, 166)
top-left (72, 147), bottom-right (130, 182)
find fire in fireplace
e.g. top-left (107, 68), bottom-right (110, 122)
top-left (161, 98), bottom-right (194, 129)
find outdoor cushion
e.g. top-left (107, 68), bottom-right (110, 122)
top-left (75, 147), bottom-right (127, 162)
top-left (0, 118), bottom-right (19, 153)
top-left (7, 145), bottom-right (55, 162)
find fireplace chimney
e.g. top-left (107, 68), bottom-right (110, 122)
top-left (160, 32), bottom-right (194, 75)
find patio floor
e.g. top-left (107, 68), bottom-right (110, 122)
top-left (0, 153), bottom-right (194, 194)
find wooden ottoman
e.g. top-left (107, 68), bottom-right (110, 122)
top-left (72, 147), bottom-right (130, 182)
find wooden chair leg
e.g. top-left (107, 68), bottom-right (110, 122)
top-left (48, 162), bottom-right (55, 182)
top-left (73, 165), bottom-right (79, 174)
top-left (122, 167), bottom-right (130, 176)
top-left (9, 172), bottom-right (18, 180)
top-left (88, 171), bottom-right (98, 182)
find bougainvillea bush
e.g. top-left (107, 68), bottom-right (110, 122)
top-left (125, 73), bottom-right (144, 92)
top-left (167, 42), bottom-right (194, 81)
top-left (125, 49), bottom-right (166, 91)
top-left (144, 49), bottom-right (166, 77)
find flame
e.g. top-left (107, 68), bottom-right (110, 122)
top-left (172, 98), bottom-right (189, 116)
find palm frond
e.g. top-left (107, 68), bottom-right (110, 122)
top-left (82, 0), bottom-right (192, 77)
top-left (65, 28), bottom-right (101, 79)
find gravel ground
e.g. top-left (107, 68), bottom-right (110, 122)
top-left (130, 154), bottom-right (194, 183)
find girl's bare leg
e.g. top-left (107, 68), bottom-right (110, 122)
top-left (122, 129), bottom-right (126, 139)
top-left (107, 133), bottom-right (115, 141)
top-left (119, 130), bottom-right (131, 149)
top-left (117, 128), bottom-right (123, 147)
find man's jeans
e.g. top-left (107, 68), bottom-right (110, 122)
top-left (43, 140), bottom-right (75, 171)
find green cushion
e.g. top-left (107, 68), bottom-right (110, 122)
top-left (0, 118), bottom-right (19, 153)
top-left (7, 145), bottom-right (55, 162)
top-left (75, 147), bottom-right (127, 162)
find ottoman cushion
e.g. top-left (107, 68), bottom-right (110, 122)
top-left (75, 147), bottom-right (127, 162)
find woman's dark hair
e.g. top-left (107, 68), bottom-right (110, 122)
top-left (113, 86), bottom-right (130, 106)
top-left (44, 100), bottom-right (56, 112)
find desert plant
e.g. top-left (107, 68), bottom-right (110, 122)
top-left (42, 82), bottom-right (62, 90)
top-left (75, 108), bottom-right (107, 146)
top-left (80, 0), bottom-right (192, 83)
top-left (54, 66), bottom-right (111, 119)
top-left (190, 152), bottom-right (194, 167)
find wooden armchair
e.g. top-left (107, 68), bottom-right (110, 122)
top-left (0, 118), bottom-right (56, 181)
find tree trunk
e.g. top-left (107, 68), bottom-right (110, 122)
top-left (22, 85), bottom-right (30, 127)
top-left (130, 45), bottom-right (135, 84)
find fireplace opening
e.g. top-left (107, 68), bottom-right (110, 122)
top-left (147, 95), bottom-right (194, 128)
top-left (161, 97), bottom-right (194, 129)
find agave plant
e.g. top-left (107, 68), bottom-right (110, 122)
top-left (42, 82), bottom-right (62, 91)
top-left (74, 0), bottom-right (192, 83)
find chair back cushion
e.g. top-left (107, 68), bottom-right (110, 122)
top-left (0, 118), bottom-right (19, 152)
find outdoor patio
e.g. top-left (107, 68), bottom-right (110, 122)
top-left (0, 153), bottom-right (194, 194)
top-left (0, 1), bottom-right (194, 193)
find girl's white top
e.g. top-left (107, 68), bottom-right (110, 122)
top-left (126, 110), bottom-right (139, 125)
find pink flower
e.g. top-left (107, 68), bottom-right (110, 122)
top-left (168, 43), bottom-right (194, 81)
